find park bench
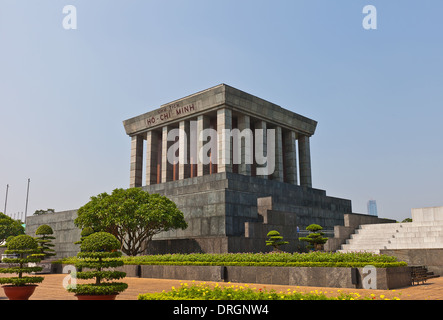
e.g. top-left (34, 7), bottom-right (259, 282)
top-left (411, 266), bottom-right (440, 285)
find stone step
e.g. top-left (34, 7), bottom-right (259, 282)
top-left (360, 223), bottom-right (404, 229)
top-left (351, 233), bottom-right (397, 239)
top-left (356, 225), bottom-right (443, 233)
top-left (340, 220), bottom-right (443, 253)
top-left (341, 242), bottom-right (443, 251)
top-left (360, 221), bottom-right (442, 229)
top-left (338, 249), bottom-right (381, 254)
top-left (350, 233), bottom-right (443, 240)
top-left (348, 232), bottom-right (443, 240)
top-left (347, 237), bottom-right (443, 245)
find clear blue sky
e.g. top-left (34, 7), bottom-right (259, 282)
top-left (1, 0), bottom-right (442, 222)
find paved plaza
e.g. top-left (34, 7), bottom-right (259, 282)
top-left (1, 273), bottom-right (442, 300)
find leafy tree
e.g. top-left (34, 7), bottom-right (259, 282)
top-left (0, 212), bottom-right (25, 244)
top-left (299, 224), bottom-right (328, 251)
top-left (34, 225), bottom-right (56, 259)
top-left (74, 188), bottom-right (188, 256)
top-left (266, 230), bottom-right (288, 252)
top-left (402, 218), bottom-right (412, 223)
top-left (33, 209), bottom-right (55, 215)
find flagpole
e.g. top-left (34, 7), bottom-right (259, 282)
top-left (24, 179), bottom-right (30, 221)
top-left (3, 184), bottom-right (9, 215)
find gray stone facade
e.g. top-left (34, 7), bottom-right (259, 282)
top-left (23, 172), bottom-right (353, 257)
top-left (143, 172), bottom-right (352, 254)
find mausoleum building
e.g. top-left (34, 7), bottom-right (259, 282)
top-left (122, 84), bottom-right (353, 253)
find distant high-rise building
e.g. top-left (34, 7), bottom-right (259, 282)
top-left (367, 200), bottom-right (378, 216)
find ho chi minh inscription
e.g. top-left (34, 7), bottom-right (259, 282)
top-left (145, 102), bottom-right (200, 127)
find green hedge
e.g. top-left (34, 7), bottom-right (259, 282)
top-left (55, 252), bottom-right (407, 268)
top-left (123, 261), bottom-right (406, 268)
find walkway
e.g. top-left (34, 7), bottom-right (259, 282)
top-left (1, 274), bottom-right (442, 300)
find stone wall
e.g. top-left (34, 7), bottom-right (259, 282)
top-left (145, 237), bottom-right (230, 254)
top-left (142, 173), bottom-right (229, 241)
top-left (53, 264), bottom-right (410, 290)
top-left (25, 210), bottom-right (80, 258)
top-left (144, 172), bottom-right (353, 254)
top-left (381, 249), bottom-right (443, 276)
top-left (412, 206), bottom-right (443, 222)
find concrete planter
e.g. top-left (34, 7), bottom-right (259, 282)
top-left (140, 265), bottom-right (223, 282)
top-left (138, 265), bottom-right (412, 290)
top-left (52, 263), bottom-right (411, 290)
top-left (53, 264), bottom-right (140, 278)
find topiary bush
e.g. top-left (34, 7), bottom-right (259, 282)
top-left (299, 224), bottom-right (329, 251)
top-left (266, 230), bottom-right (289, 252)
top-left (34, 224), bottom-right (56, 259)
top-left (66, 232), bottom-right (128, 297)
top-left (0, 235), bottom-right (44, 286)
top-left (74, 227), bottom-right (95, 247)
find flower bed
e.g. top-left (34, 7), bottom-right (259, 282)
top-left (138, 282), bottom-right (400, 300)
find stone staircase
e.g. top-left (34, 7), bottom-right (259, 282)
top-left (340, 221), bottom-right (443, 254)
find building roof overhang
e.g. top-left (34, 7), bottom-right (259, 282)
top-left (122, 84), bottom-right (317, 137)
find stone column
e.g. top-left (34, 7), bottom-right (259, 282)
top-left (254, 120), bottom-right (268, 179)
top-left (179, 120), bottom-right (190, 180)
top-left (129, 134), bottom-right (144, 188)
top-left (145, 130), bottom-right (160, 185)
top-left (217, 108), bottom-right (232, 173)
top-left (236, 114), bottom-right (252, 176)
top-left (283, 130), bottom-right (298, 185)
top-left (197, 115), bottom-right (210, 176)
top-left (298, 134), bottom-right (312, 187)
top-left (189, 120), bottom-right (197, 177)
top-left (161, 126), bottom-right (173, 183)
top-left (272, 126), bottom-right (284, 182)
